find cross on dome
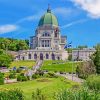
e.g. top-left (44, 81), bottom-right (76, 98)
top-left (47, 4), bottom-right (51, 13)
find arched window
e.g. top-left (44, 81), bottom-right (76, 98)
top-left (28, 54), bottom-right (31, 59)
top-left (46, 53), bottom-right (49, 59)
top-left (22, 57), bottom-right (25, 60)
top-left (55, 32), bottom-right (57, 37)
top-left (40, 53), bottom-right (43, 60)
top-left (58, 57), bottom-right (60, 60)
top-left (42, 32), bottom-right (50, 37)
top-left (34, 53), bottom-right (37, 59)
top-left (52, 53), bottom-right (55, 60)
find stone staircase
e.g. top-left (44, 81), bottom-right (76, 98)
top-left (33, 60), bottom-right (43, 73)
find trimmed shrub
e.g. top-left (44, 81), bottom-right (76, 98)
top-left (17, 73), bottom-right (28, 82)
top-left (0, 72), bottom-right (4, 85)
top-left (9, 72), bottom-right (16, 79)
top-left (48, 72), bottom-right (58, 78)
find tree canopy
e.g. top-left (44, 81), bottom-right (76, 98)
top-left (0, 38), bottom-right (29, 51)
top-left (92, 44), bottom-right (100, 74)
top-left (0, 49), bottom-right (13, 68)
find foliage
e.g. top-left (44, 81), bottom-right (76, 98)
top-left (68, 54), bottom-right (72, 61)
top-left (9, 72), bottom-right (16, 79)
top-left (0, 72), bottom-right (4, 85)
top-left (32, 88), bottom-right (46, 100)
top-left (85, 75), bottom-right (100, 91)
top-left (0, 89), bottom-right (24, 100)
top-left (36, 69), bottom-right (44, 76)
top-left (55, 88), bottom-right (100, 100)
top-left (32, 74), bottom-right (40, 79)
top-left (0, 38), bottom-right (29, 51)
top-left (0, 77), bottom-right (78, 100)
top-left (0, 49), bottom-right (13, 68)
top-left (77, 45), bottom-right (88, 49)
top-left (92, 44), bottom-right (100, 74)
top-left (76, 61), bottom-right (96, 79)
top-left (17, 73), bottom-right (28, 81)
top-left (47, 71), bottom-right (58, 78)
top-left (66, 48), bottom-right (73, 53)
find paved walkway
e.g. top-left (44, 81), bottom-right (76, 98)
top-left (56, 73), bottom-right (84, 83)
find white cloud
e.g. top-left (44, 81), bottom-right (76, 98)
top-left (72, 0), bottom-right (100, 18)
top-left (61, 19), bottom-right (87, 29)
top-left (16, 12), bottom-right (44, 24)
top-left (53, 7), bottom-right (73, 17)
top-left (0, 24), bottom-right (18, 34)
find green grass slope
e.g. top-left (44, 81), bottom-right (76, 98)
top-left (10, 60), bottom-right (36, 68)
top-left (41, 60), bottom-right (82, 73)
top-left (0, 77), bottom-right (79, 100)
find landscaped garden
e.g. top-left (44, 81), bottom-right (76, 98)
top-left (41, 60), bottom-right (82, 73)
top-left (0, 77), bottom-right (79, 100)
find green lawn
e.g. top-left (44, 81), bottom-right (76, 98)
top-left (41, 60), bottom-right (82, 72)
top-left (10, 60), bottom-right (36, 68)
top-left (0, 77), bottom-right (79, 100)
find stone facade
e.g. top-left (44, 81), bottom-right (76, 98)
top-left (16, 7), bottom-right (68, 61)
top-left (72, 48), bottom-right (96, 61)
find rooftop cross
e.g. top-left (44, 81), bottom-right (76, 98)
top-left (47, 4), bottom-right (51, 13)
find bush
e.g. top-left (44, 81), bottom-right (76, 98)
top-left (0, 72), bottom-right (4, 85)
top-left (76, 61), bottom-right (96, 79)
top-left (32, 88), bottom-right (46, 100)
top-left (16, 68), bottom-right (22, 73)
top-left (17, 74), bottom-right (28, 81)
top-left (55, 88), bottom-right (100, 100)
top-left (85, 75), bottom-right (100, 91)
top-left (48, 72), bottom-right (58, 78)
top-left (0, 89), bottom-right (24, 100)
top-left (36, 70), bottom-right (44, 76)
top-left (32, 74), bottom-right (40, 79)
top-left (43, 73), bottom-right (50, 78)
top-left (9, 72), bottom-right (16, 79)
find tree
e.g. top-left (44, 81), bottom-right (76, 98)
top-left (0, 38), bottom-right (29, 51)
top-left (92, 44), bottom-right (100, 74)
top-left (77, 45), bottom-right (88, 49)
top-left (68, 54), bottom-right (72, 61)
top-left (0, 72), bottom-right (4, 85)
top-left (76, 61), bottom-right (96, 79)
top-left (0, 49), bottom-right (13, 68)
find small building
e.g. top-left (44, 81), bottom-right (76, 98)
top-left (72, 48), bottom-right (96, 61)
top-left (16, 6), bottom-right (68, 61)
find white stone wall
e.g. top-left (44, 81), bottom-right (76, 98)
top-left (72, 48), bottom-right (96, 61)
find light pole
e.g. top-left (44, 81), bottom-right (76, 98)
top-left (72, 45), bottom-right (73, 81)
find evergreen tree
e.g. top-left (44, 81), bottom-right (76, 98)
top-left (93, 44), bottom-right (100, 74)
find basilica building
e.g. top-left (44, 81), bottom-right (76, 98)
top-left (17, 6), bottom-right (68, 60)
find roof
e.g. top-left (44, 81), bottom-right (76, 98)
top-left (38, 7), bottom-right (58, 27)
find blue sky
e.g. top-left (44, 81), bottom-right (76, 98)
top-left (0, 0), bottom-right (100, 47)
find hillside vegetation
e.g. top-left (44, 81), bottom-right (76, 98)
top-left (0, 38), bottom-right (29, 51)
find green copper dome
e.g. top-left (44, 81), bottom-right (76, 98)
top-left (38, 7), bottom-right (58, 27)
